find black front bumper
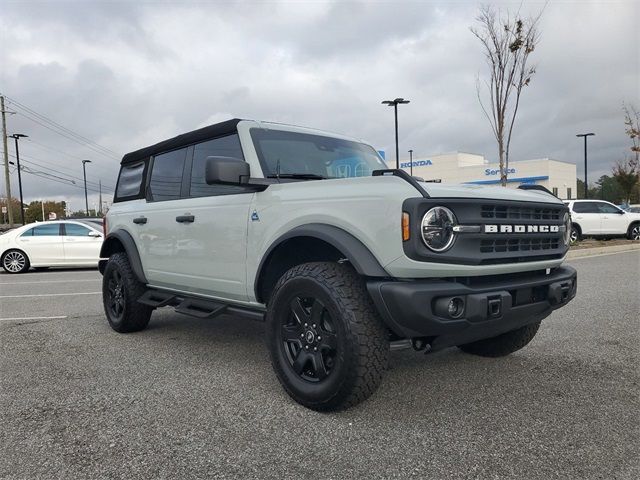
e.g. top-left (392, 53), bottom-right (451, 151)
top-left (367, 266), bottom-right (577, 351)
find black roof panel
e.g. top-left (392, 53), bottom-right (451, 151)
top-left (121, 118), bottom-right (242, 164)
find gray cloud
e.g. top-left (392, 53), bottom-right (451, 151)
top-left (0, 0), bottom-right (637, 211)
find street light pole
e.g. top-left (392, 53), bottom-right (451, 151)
top-left (382, 98), bottom-right (410, 169)
top-left (576, 133), bottom-right (595, 199)
top-left (9, 134), bottom-right (28, 225)
top-left (408, 149), bottom-right (413, 177)
top-left (82, 160), bottom-right (92, 216)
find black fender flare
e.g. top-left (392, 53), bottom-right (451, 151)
top-left (254, 223), bottom-right (389, 300)
top-left (100, 229), bottom-right (148, 284)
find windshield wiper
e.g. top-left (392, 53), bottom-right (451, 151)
top-left (266, 173), bottom-right (328, 180)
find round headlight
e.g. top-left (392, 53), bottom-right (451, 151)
top-left (563, 212), bottom-right (571, 245)
top-left (421, 207), bottom-right (457, 252)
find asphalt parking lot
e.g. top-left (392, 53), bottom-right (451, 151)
top-left (1, 251), bottom-right (638, 479)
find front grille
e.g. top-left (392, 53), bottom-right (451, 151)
top-left (480, 237), bottom-right (561, 254)
top-left (481, 205), bottom-right (561, 220)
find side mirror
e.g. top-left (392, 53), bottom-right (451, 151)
top-left (88, 230), bottom-right (102, 238)
top-left (205, 156), bottom-right (250, 185)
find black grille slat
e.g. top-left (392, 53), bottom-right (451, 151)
top-left (480, 237), bottom-right (560, 254)
top-left (481, 205), bottom-right (561, 221)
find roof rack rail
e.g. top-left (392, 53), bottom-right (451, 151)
top-left (372, 169), bottom-right (430, 198)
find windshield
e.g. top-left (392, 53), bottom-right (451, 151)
top-left (250, 129), bottom-right (387, 179)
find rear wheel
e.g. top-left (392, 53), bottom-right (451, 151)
top-left (266, 262), bottom-right (388, 411)
top-left (102, 252), bottom-right (152, 333)
top-left (1, 249), bottom-right (30, 274)
top-left (458, 322), bottom-right (541, 357)
top-left (628, 223), bottom-right (640, 241)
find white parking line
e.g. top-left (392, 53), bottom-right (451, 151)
top-left (0, 292), bottom-right (101, 299)
top-left (0, 279), bottom-right (102, 285)
top-left (0, 315), bottom-right (68, 321)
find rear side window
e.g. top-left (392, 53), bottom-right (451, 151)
top-left (115, 161), bottom-right (146, 200)
top-left (64, 223), bottom-right (92, 236)
top-left (189, 134), bottom-right (246, 197)
top-left (572, 202), bottom-right (599, 213)
top-left (21, 224), bottom-right (61, 236)
top-left (149, 148), bottom-right (188, 201)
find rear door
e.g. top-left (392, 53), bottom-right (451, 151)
top-left (61, 222), bottom-right (103, 264)
top-left (571, 201), bottom-right (601, 234)
top-left (15, 223), bottom-right (65, 265)
top-left (141, 135), bottom-right (252, 302)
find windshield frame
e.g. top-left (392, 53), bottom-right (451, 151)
top-left (249, 128), bottom-right (387, 180)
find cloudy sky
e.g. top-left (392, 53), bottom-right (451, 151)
top-left (0, 0), bottom-right (638, 212)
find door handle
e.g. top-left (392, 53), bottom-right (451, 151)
top-left (176, 215), bottom-right (195, 223)
top-left (133, 217), bottom-right (147, 224)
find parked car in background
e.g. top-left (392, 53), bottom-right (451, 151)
top-left (565, 200), bottom-right (640, 242)
top-left (627, 204), bottom-right (640, 214)
top-left (0, 220), bottom-right (104, 274)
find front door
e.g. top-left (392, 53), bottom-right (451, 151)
top-left (572, 201), bottom-right (601, 234)
top-left (61, 222), bottom-right (103, 264)
top-left (596, 202), bottom-right (628, 234)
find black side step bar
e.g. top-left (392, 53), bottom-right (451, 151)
top-left (137, 290), bottom-right (265, 322)
top-left (372, 169), bottom-right (430, 198)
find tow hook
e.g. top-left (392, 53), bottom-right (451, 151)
top-left (411, 338), bottom-right (432, 354)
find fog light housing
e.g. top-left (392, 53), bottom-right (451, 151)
top-left (447, 297), bottom-right (465, 318)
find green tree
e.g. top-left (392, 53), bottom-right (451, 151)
top-left (612, 158), bottom-right (640, 205)
top-left (25, 200), bottom-right (67, 224)
top-left (0, 197), bottom-right (23, 225)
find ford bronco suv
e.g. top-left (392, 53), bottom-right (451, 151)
top-left (100, 119), bottom-right (577, 410)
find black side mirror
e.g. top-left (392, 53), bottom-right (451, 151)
top-left (205, 156), bottom-right (250, 185)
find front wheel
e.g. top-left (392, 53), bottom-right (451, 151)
top-left (570, 225), bottom-right (581, 244)
top-left (266, 262), bottom-right (389, 411)
top-left (628, 223), bottom-right (640, 241)
top-left (458, 322), bottom-right (541, 357)
top-left (1, 249), bottom-right (30, 274)
top-left (102, 252), bottom-right (152, 333)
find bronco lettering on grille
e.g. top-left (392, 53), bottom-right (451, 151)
top-left (484, 225), bottom-right (559, 233)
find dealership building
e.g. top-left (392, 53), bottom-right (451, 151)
top-left (396, 152), bottom-right (577, 200)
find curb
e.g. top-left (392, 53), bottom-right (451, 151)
top-left (567, 243), bottom-right (640, 259)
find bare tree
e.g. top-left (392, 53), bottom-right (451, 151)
top-left (612, 157), bottom-right (639, 205)
top-left (472, 5), bottom-right (542, 186)
top-left (623, 102), bottom-right (640, 162)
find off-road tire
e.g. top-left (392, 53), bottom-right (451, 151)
top-left (266, 262), bottom-right (389, 411)
top-left (1, 249), bottom-right (30, 274)
top-left (102, 252), bottom-right (152, 333)
top-left (458, 321), bottom-right (541, 357)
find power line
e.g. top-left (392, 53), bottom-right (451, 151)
top-left (2, 94), bottom-right (121, 159)
top-left (5, 152), bottom-right (115, 191)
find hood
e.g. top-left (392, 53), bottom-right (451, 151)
top-left (418, 182), bottom-right (564, 204)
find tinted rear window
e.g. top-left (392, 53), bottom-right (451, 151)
top-left (115, 161), bottom-right (146, 200)
top-left (149, 148), bottom-right (188, 201)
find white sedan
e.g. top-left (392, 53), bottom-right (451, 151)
top-left (0, 220), bottom-right (104, 274)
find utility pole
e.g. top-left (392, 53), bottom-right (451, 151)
top-left (1, 96), bottom-right (14, 226)
top-left (576, 133), bottom-right (595, 199)
top-left (82, 160), bottom-right (91, 216)
top-left (98, 180), bottom-right (102, 216)
top-left (10, 134), bottom-right (28, 225)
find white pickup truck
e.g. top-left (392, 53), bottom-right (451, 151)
top-left (100, 119), bottom-right (577, 410)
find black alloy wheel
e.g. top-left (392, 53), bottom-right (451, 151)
top-left (282, 296), bottom-right (338, 382)
top-left (105, 267), bottom-right (125, 321)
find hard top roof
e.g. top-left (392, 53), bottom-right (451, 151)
top-left (121, 118), bottom-right (242, 165)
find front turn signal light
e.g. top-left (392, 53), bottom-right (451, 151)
top-left (402, 212), bottom-right (410, 241)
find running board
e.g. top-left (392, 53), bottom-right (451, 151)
top-left (137, 289), bottom-right (265, 321)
